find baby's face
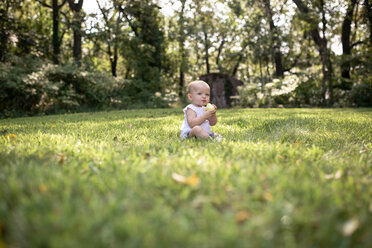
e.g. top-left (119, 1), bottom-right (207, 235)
top-left (188, 83), bottom-right (210, 107)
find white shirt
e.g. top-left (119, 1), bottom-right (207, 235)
top-left (180, 104), bottom-right (212, 140)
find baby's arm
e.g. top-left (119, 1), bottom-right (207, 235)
top-left (208, 104), bottom-right (217, 126)
top-left (186, 108), bottom-right (214, 127)
top-left (208, 113), bottom-right (217, 126)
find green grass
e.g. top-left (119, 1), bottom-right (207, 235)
top-left (1, 108), bottom-right (372, 247)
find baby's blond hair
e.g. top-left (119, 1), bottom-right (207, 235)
top-left (187, 80), bottom-right (210, 93)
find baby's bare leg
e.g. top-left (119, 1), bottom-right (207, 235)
top-left (190, 126), bottom-right (211, 139)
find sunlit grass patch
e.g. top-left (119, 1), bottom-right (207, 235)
top-left (1, 108), bottom-right (372, 247)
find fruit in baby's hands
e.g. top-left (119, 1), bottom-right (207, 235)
top-left (205, 103), bottom-right (215, 111)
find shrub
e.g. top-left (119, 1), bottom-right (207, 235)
top-left (0, 56), bottom-right (44, 117)
top-left (0, 56), bottom-right (170, 118)
top-left (349, 77), bottom-right (372, 107)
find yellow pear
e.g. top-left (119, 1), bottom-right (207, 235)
top-left (205, 103), bottom-right (215, 111)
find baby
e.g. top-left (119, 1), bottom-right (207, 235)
top-left (180, 80), bottom-right (219, 140)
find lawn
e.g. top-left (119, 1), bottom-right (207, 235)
top-left (1, 108), bottom-right (372, 247)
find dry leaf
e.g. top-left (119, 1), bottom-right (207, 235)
top-left (4, 134), bottom-right (17, 140)
top-left (342, 217), bottom-right (359, 236)
top-left (263, 192), bottom-right (273, 201)
top-left (38, 184), bottom-right (48, 194)
top-left (235, 210), bottom-right (250, 224)
top-left (172, 173), bottom-right (200, 186)
top-left (325, 170), bottom-right (342, 180)
top-left (57, 153), bottom-right (66, 164)
top-left (278, 155), bottom-right (285, 160)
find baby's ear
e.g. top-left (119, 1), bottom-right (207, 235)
top-left (187, 93), bottom-right (192, 100)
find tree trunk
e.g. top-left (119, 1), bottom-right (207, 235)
top-left (52, 0), bottom-right (60, 64)
top-left (293, 0), bottom-right (333, 106)
top-left (263, 0), bottom-right (284, 77)
top-left (341, 0), bottom-right (357, 88)
top-left (0, 1), bottom-right (10, 61)
top-left (37, 0), bottom-right (66, 64)
top-left (72, 20), bottom-right (82, 62)
top-left (259, 55), bottom-right (264, 92)
top-left (98, 0), bottom-right (120, 77)
top-left (68, 0), bottom-right (83, 65)
top-left (203, 28), bottom-right (210, 74)
top-left (216, 37), bottom-right (225, 71)
top-left (111, 54), bottom-right (117, 77)
top-left (232, 43), bottom-right (248, 77)
top-left (365, 0), bottom-right (372, 46)
top-left (52, 0), bottom-right (67, 64)
top-left (111, 14), bottom-right (120, 77)
top-left (108, 42), bottom-right (118, 77)
top-left (178, 0), bottom-right (187, 97)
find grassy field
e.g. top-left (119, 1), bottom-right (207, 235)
top-left (1, 108), bottom-right (372, 247)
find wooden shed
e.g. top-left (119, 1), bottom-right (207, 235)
top-left (199, 73), bottom-right (243, 108)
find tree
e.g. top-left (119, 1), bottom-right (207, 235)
top-left (365, 0), bottom-right (372, 46)
top-left (292, 0), bottom-right (333, 105)
top-left (1, 0), bottom-right (53, 60)
top-left (192, 0), bottom-right (215, 74)
top-left (94, 0), bottom-right (122, 77)
top-left (0, 1), bottom-right (16, 61)
top-left (37, 0), bottom-right (67, 64)
top-left (177, 0), bottom-right (188, 97)
top-left (341, 0), bottom-right (357, 87)
top-left (262, 0), bottom-right (284, 77)
top-left (114, 0), bottom-right (168, 99)
top-left (67, 0), bottom-right (84, 65)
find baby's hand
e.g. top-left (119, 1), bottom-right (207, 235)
top-left (205, 103), bottom-right (215, 111)
top-left (204, 108), bottom-right (216, 118)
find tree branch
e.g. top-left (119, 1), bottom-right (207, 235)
top-left (351, 40), bottom-right (365, 48)
top-left (58, 0), bottom-right (67, 9)
top-left (35, 0), bottom-right (52, 9)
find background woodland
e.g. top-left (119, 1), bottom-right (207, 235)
top-left (1, 0), bottom-right (372, 117)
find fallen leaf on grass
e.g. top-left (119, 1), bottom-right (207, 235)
top-left (263, 192), bottom-right (273, 201)
top-left (342, 217), bottom-right (359, 236)
top-left (4, 134), bottom-right (17, 140)
top-left (235, 210), bottom-right (250, 224)
top-left (325, 170), bottom-right (342, 180)
top-left (38, 184), bottom-right (48, 194)
top-left (172, 173), bottom-right (199, 186)
top-left (57, 153), bottom-right (66, 164)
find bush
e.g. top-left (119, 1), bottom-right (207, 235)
top-left (0, 55), bottom-right (44, 117)
top-left (349, 78), bottom-right (372, 107)
top-left (0, 56), bottom-right (172, 118)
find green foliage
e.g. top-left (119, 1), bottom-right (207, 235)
top-left (238, 74), bottom-right (324, 107)
top-left (117, 0), bottom-right (168, 90)
top-left (350, 78), bottom-right (372, 107)
top-left (0, 108), bottom-right (372, 247)
top-left (0, 56), bottom-right (44, 116)
top-left (0, 56), bottom-right (169, 118)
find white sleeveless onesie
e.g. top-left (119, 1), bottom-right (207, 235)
top-left (180, 104), bottom-right (212, 140)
